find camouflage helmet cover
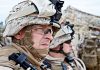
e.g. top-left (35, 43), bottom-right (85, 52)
top-left (49, 23), bottom-right (74, 48)
top-left (3, 0), bottom-right (60, 37)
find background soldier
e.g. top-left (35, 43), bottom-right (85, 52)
top-left (79, 37), bottom-right (100, 70)
top-left (0, 0), bottom-right (61, 70)
top-left (78, 24), bottom-right (100, 70)
top-left (41, 22), bottom-right (86, 70)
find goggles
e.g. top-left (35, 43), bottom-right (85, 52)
top-left (32, 27), bottom-right (53, 35)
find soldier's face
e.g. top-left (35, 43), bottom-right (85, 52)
top-left (31, 25), bottom-right (53, 49)
top-left (63, 43), bottom-right (72, 54)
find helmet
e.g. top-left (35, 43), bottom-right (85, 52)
top-left (49, 22), bottom-right (74, 48)
top-left (3, 0), bottom-right (61, 37)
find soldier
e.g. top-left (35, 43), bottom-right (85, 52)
top-left (78, 24), bottom-right (100, 70)
top-left (0, 0), bottom-right (63, 70)
top-left (80, 38), bottom-right (98, 70)
top-left (41, 22), bottom-right (86, 70)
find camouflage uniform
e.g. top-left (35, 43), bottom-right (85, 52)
top-left (78, 25), bottom-right (100, 70)
top-left (41, 23), bottom-right (86, 70)
top-left (80, 39), bottom-right (100, 70)
top-left (0, 0), bottom-right (60, 70)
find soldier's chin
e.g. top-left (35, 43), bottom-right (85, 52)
top-left (39, 44), bottom-right (49, 49)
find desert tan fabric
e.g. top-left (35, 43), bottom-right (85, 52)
top-left (49, 25), bottom-right (72, 48)
top-left (3, 0), bottom-right (60, 37)
top-left (45, 55), bottom-right (64, 65)
top-left (6, 0), bottom-right (56, 22)
top-left (43, 55), bottom-right (73, 70)
top-left (79, 38), bottom-right (99, 70)
top-left (0, 45), bottom-right (24, 70)
top-left (30, 0), bottom-right (56, 17)
top-left (0, 66), bottom-right (13, 70)
top-left (0, 43), bottom-right (50, 70)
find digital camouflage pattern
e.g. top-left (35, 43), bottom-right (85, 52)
top-left (0, 0), bottom-right (61, 70)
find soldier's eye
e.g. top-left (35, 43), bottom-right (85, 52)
top-left (44, 29), bottom-right (53, 34)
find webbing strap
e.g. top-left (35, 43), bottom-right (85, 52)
top-left (61, 62), bottom-right (67, 70)
top-left (12, 43), bottom-right (41, 67)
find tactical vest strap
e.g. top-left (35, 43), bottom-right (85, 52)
top-left (41, 59), bottom-right (52, 69)
top-left (12, 43), bottom-right (41, 67)
top-left (9, 53), bottom-right (37, 70)
top-left (61, 62), bottom-right (67, 70)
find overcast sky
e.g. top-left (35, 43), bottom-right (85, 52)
top-left (0, 0), bottom-right (100, 23)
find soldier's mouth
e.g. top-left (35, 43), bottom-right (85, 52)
top-left (41, 44), bottom-right (49, 46)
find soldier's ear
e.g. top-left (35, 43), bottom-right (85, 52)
top-left (14, 30), bottom-right (25, 40)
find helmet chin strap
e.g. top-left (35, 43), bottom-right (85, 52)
top-left (49, 44), bottom-right (69, 56)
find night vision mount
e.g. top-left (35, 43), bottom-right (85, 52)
top-left (50, 0), bottom-right (64, 25)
